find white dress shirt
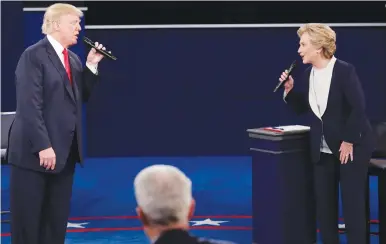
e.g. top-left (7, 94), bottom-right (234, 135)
top-left (46, 34), bottom-right (98, 74)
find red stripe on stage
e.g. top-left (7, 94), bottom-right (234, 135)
top-left (1, 225), bottom-right (381, 236)
top-left (0, 226), bottom-right (252, 236)
top-left (1, 215), bottom-right (380, 237)
top-left (68, 215), bottom-right (380, 224)
top-left (68, 226), bottom-right (252, 233)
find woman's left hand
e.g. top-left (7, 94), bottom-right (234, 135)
top-left (339, 141), bottom-right (353, 164)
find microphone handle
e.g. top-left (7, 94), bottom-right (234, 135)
top-left (83, 37), bottom-right (117, 61)
top-left (273, 74), bottom-right (291, 92)
top-left (273, 61), bottom-right (296, 92)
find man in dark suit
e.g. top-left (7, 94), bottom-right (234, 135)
top-left (279, 23), bottom-right (376, 244)
top-left (7, 3), bottom-right (107, 244)
top-left (134, 164), bottom-right (237, 244)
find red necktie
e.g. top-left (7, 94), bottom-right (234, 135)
top-left (62, 49), bottom-right (72, 85)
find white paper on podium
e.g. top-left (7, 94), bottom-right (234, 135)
top-left (247, 125), bottom-right (311, 136)
top-left (270, 125), bottom-right (310, 132)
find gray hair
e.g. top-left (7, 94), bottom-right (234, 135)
top-left (134, 164), bottom-right (192, 226)
top-left (41, 3), bottom-right (83, 34)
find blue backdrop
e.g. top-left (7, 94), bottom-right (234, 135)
top-left (84, 26), bottom-right (386, 157)
top-left (1, 2), bottom-right (24, 112)
top-left (1, 2), bottom-right (385, 158)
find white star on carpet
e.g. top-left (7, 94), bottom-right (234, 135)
top-left (190, 218), bottom-right (229, 226)
top-left (67, 222), bottom-right (89, 228)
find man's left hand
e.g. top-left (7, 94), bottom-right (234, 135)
top-left (339, 141), bottom-right (353, 164)
top-left (86, 42), bottom-right (106, 65)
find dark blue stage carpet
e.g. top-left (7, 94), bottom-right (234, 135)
top-left (1, 157), bottom-right (380, 243)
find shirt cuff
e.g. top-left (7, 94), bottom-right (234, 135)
top-left (86, 62), bottom-right (98, 74)
top-left (283, 90), bottom-right (288, 103)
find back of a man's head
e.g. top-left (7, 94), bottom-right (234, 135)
top-left (134, 164), bottom-right (193, 227)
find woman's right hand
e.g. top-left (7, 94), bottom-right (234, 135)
top-left (279, 70), bottom-right (294, 93)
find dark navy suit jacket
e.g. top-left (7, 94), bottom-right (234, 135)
top-left (154, 229), bottom-right (237, 244)
top-left (285, 59), bottom-right (376, 163)
top-left (7, 36), bottom-right (99, 173)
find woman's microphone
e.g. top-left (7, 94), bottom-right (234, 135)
top-left (273, 60), bottom-right (297, 92)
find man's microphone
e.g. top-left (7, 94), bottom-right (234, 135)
top-left (273, 60), bottom-right (297, 92)
top-left (83, 36), bottom-right (117, 61)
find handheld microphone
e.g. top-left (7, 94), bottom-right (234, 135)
top-left (83, 36), bottom-right (117, 61)
top-left (273, 60), bottom-right (297, 92)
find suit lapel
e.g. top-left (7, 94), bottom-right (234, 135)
top-left (322, 61), bottom-right (338, 119)
top-left (69, 54), bottom-right (80, 103)
top-left (308, 68), bottom-right (321, 119)
top-left (44, 37), bottom-right (76, 103)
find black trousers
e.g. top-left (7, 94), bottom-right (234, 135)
top-left (10, 140), bottom-right (78, 244)
top-left (314, 152), bottom-right (369, 244)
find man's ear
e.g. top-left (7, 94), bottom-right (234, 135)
top-left (188, 199), bottom-right (196, 220)
top-left (136, 207), bottom-right (150, 226)
top-left (53, 21), bottom-right (60, 31)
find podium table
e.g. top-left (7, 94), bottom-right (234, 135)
top-left (247, 125), bottom-right (316, 244)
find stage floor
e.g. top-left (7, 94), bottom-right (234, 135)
top-left (1, 156), bottom-right (380, 243)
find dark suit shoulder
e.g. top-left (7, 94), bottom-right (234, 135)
top-left (18, 39), bottom-right (47, 64)
top-left (24, 38), bottom-right (47, 54)
top-left (155, 229), bottom-right (237, 244)
top-left (335, 58), bottom-right (355, 70)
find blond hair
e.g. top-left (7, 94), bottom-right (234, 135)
top-left (297, 23), bottom-right (337, 59)
top-left (41, 3), bottom-right (83, 34)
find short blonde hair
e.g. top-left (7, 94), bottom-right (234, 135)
top-left (297, 23), bottom-right (337, 59)
top-left (41, 3), bottom-right (83, 34)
